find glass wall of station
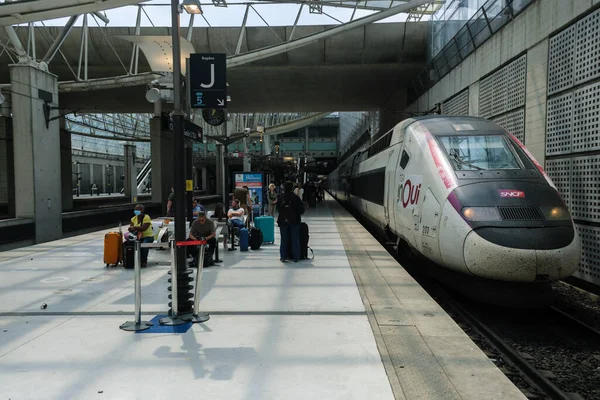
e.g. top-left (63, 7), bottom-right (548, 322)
top-left (430, 0), bottom-right (486, 61)
top-left (415, 0), bottom-right (535, 98)
top-left (338, 111), bottom-right (380, 159)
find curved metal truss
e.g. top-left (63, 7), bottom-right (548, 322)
top-left (65, 113), bottom-right (153, 159)
top-left (64, 110), bottom-right (331, 158)
top-left (0, 0), bottom-right (441, 84)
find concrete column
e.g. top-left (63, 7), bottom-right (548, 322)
top-left (150, 116), bottom-right (173, 213)
top-left (124, 143), bottom-right (137, 203)
top-left (59, 117), bottom-right (73, 211)
top-left (102, 168), bottom-right (106, 194)
top-left (88, 164), bottom-right (94, 195)
top-left (106, 165), bottom-right (114, 195)
top-left (524, 39), bottom-right (549, 166)
top-left (0, 117), bottom-right (15, 216)
top-left (0, 91), bottom-right (13, 216)
top-left (10, 62), bottom-right (62, 242)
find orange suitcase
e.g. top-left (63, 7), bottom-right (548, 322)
top-left (104, 231), bottom-right (123, 267)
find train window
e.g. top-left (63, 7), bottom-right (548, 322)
top-left (400, 150), bottom-right (410, 169)
top-left (367, 129), bottom-right (393, 158)
top-left (438, 135), bottom-right (522, 171)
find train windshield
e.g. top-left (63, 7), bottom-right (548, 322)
top-left (438, 135), bottom-right (521, 171)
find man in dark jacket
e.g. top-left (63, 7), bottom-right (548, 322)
top-left (277, 181), bottom-right (305, 262)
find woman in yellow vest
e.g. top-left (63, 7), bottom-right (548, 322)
top-left (128, 204), bottom-right (154, 267)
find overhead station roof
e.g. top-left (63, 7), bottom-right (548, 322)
top-left (0, 0), bottom-right (146, 26)
top-left (0, 0), bottom-right (433, 113)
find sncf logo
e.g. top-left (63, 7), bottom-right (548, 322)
top-left (498, 190), bottom-right (525, 198)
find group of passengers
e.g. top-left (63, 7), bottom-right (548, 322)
top-left (128, 180), bottom-right (309, 268)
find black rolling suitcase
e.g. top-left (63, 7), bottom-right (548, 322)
top-left (287, 222), bottom-right (314, 260)
top-left (123, 241), bottom-right (135, 269)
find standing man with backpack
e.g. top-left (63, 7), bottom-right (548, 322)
top-left (277, 181), bottom-right (305, 263)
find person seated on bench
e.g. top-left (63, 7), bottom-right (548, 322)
top-left (188, 211), bottom-right (217, 268)
top-left (192, 199), bottom-right (205, 220)
top-left (227, 199), bottom-right (245, 232)
top-left (213, 203), bottom-right (226, 222)
top-left (128, 204), bottom-right (154, 268)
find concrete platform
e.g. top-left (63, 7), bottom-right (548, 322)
top-left (0, 196), bottom-right (526, 399)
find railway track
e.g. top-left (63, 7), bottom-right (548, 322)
top-left (443, 294), bottom-right (600, 400)
top-left (443, 296), bottom-right (571, 400)
top-left (335, 198), bottom-right (600, 400)
top-left (396, 255), bottom-right (600, 400)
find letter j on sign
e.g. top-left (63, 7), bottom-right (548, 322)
top-left (189, 53), bottom-right (227, 109)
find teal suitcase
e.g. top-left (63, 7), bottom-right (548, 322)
top-left (254, 216), bottom-right (275, 244)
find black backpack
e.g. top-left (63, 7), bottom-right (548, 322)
top-left (278, 194), bottom-right (297, 224)
top-left (249, 227), bottom-right (263, 250)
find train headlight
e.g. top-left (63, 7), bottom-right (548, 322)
top-left (461, 207), bottom-right (501, 221)
top-left (540, 205), bottom-right (570, 220)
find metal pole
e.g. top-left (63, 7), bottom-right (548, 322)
top-left (170, 239), bottom-right (178, 315)
top-left (186, 144), bottom-right (193, 223)
top-left (188, 243), bottom-right (210, 323)
top-left (159, 239), bottom-right (189, 325)
top-left (171, 0), bottom-right (193, 314)
top-left (120, 240), bottom-right (153, 331)
top-left (223, 120), bottom-right (229, 206)
top-left (76, 162), bottom-right (80, 197)
top-left (134, 240), bottom-right (142, 323)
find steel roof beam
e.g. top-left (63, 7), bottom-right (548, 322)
top-left (288, 4), bottom-right (303, 41)
top-left (3, 25), bottom-right (25, 56)
top-left (0, 0), bottom-right (148, 26)
top-left (235, 4), bottom-right (250, 55)
top-left (227, 0), bottom-right (431, 68)
top-left (42, 14), bottom-right (79, 63)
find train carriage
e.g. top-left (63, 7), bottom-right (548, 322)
top-left (329, 115), bottom-right (580, 285)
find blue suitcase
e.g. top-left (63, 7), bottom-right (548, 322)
top-left (239, 227), bottom-right (249, 251)
top-left (254, 216), bottom-right (275, 244)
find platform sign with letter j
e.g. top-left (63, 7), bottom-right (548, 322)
top-left (189, 53), bottom-right (227, 109)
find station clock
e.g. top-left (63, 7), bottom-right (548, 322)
top-left (202, 108), bottom-right (226, 127)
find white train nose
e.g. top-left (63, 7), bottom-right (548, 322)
top-left (463, 230), bottom-right (580, 282)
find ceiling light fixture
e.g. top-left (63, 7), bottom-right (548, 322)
top-left (181, 0), bottom-right (203, 14)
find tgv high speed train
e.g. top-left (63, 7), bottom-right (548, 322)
top-left (328, 116), bottom-right (581, 286)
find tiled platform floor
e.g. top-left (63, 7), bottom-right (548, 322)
top-left (0, 196), bottom-right (525, 399)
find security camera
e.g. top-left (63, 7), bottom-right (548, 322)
top-left (244, 128), bottom-right (251, 133)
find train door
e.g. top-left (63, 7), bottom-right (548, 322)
top-left (394, 135), bottom-right (420, 248)
top-left (384, 148), bottom-right (400, 230)
top-left (418, 189), bottom-right (442, 263)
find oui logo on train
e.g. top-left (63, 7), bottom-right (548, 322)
top-left (401, 175), bottom-right (423, 209)
top-left (498, 189), bottom-right (525, 198)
